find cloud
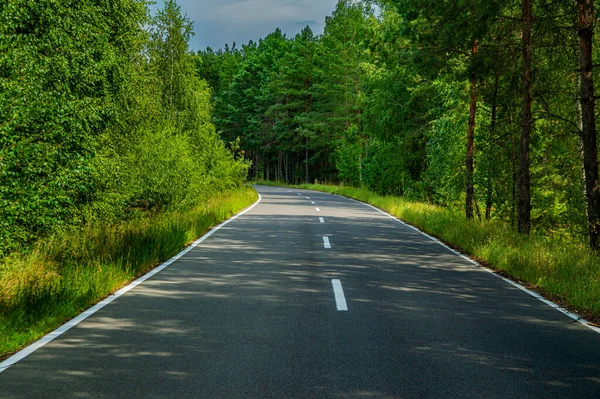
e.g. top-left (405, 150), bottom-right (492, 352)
top-left (152, 0), bottom-right (338, 50)
top-left (212, 0), bottom-right (306, 25)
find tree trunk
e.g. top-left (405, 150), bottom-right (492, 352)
top-left (486, 74), bottom-right (499, 221)
top-left (254, 153), bottom-right (259, 180)
top-left (359, 108), bottom-right (364, 187)
top-left (265, 159), bottom-right (270, 181)
top-left (305, 76), bottom-right (310, 184)
top-left (510, 108), bottom-right (517, 226)
top-left (305, 137), bottom-right (309, 184)
top-left (465, 39), bottom-right (478, 220)
top-left (577, 79), bottom-right (586, 192)
top-left (578, 0), bottom-right (600, 250)
top-left (517, 0), bottom-right (533, 234)
top-left (285, 152), bottom-right (290, 184)
top-left (278, 151), bottom-right (283, 182)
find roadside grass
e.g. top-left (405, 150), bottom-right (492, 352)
top-left (0, 187), bottom-right (258, 358)
top-left (256, 181), bottom-right (600, 322)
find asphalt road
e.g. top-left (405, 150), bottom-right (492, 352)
top-left (1, 185), bottom-right (600, 398)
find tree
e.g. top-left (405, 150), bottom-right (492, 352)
top-left (319, 0), bottom-right (372, 185)
top-left (576, 0), bottom-right (600, 250)
top-left (517, 0), bottom-right (533, 234)
top-left (149, 0), bottom-right (195, 121)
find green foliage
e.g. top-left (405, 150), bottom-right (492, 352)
top-left (198, 1), bottom-right (374, 184)
top-left (0, 0), bottom-right (148, 255)
top-left (0, 0), bottom-right (249, 256)
top-left (150, 0), bottom-right (195, 121)
top-left (423, 80), bottom-right (469, 205)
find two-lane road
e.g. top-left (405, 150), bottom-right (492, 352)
top-left (1, 185), bottom-right (599, 398)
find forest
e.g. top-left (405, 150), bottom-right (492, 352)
top-left (198, 0), bottom-right (600, 250)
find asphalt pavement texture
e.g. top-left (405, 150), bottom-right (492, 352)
top-left (1, 185), bottom-right (599, 398)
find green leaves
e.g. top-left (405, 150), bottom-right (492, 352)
top-left (0, 0), bottom-right (248, 256)
top-left (0, 0), bottom-right (141, 254)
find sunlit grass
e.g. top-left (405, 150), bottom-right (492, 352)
top-left (0, 187), bottom-right (258, 358)
top-left (257, 181), bottom-right (600, 322)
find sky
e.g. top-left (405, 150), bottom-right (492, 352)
top-left (151, 0), bottom-right (340, 51)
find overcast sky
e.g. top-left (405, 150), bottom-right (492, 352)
top-left (151, 0), bottom-right (340, 51)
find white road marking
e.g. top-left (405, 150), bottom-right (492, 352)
top-left (288, 190), bottom-right (292, 192)
top-left (316, 208), bottom-right (320, 212)
top-left (0, 195), bottom-right (264, 373)
top-left (311, 201), bottom-right (316, 204)
top-left (306, 197), bottom-right (311, 199)
top-left (323, 236), bottom-right (331, 248)
top-left (297, 193), bottom-right (302, 195)
top-left (277, 188), bottom-right (282, 191)
top-left (319, 217), bottom-right (325, 223)
top-left (331, 279), bottom-right (348, 311)
top-left (338, 194), bottom-right (600, 335)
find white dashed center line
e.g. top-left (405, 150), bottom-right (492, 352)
top-left (323, 236), bottom-right (331, 248)
top-left (331, 279), bottom-right (348, 311)
top-left (319, 217), bottom-right (325, 223)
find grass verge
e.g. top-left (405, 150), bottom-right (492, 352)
top-left (257, 181), bottom-right (600, 323)
top-left (0, 186), bottom-right (258, 358)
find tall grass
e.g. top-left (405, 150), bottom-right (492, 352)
top-left (259, 181), bottom-right (600, 322)
top-left (0, 187), bottom-right (258, 357)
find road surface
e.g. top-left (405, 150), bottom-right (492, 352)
top-left (1, 185), bottom-right (599, 398)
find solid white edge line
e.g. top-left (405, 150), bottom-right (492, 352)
top-left (0, 193), bottom-right (264, 373)
top-left (331, 279), bottom-right (348, 311)
top-left (319, 217), bottom-right (325, 223)
top-left (323, 236), bottom-right (331, 249)
top-left (333, 193), bottom-right (600, 335)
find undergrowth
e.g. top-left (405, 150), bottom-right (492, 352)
top-left (0, 187), bottom-right (258, 358)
